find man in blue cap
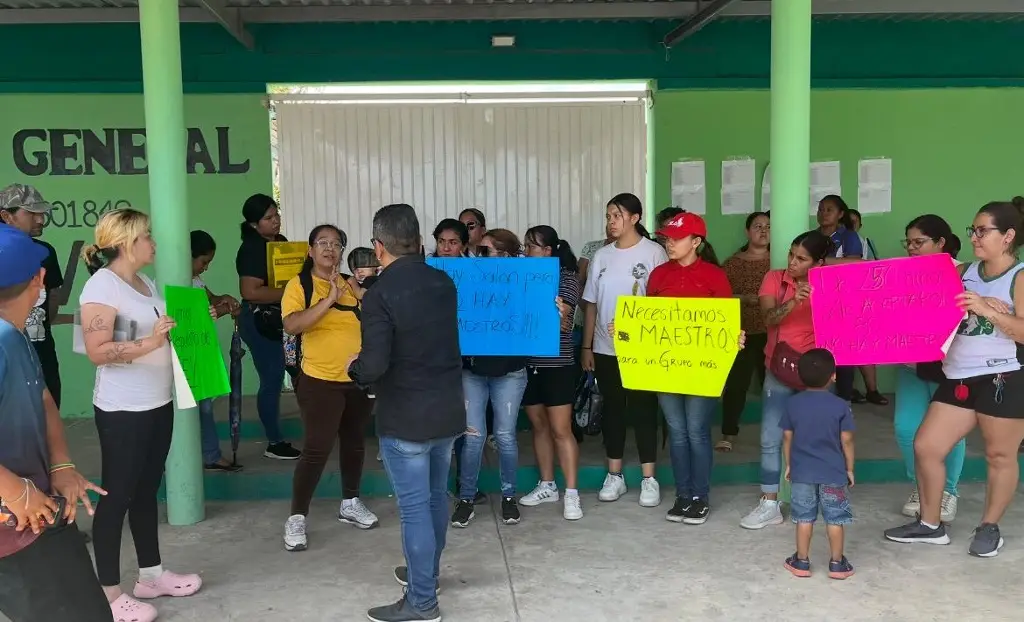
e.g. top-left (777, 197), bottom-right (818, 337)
top-left (0, 224), bottom-right (110, 621)
top-left (0, 184), bottom-right (65, 408)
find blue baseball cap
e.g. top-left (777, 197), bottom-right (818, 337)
top-left (0, 224), bottom-right (48, 288)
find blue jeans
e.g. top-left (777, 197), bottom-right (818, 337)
top-left (657, 393), bottom-right (716, 500)
top-left (379, 435), bottom-right (456, 613)
top-left (458, 368), bottom-right (527, 499)
top-left (760, 371), bottom-right (797, 494)
top-left (894, 366), bottom-right (964, 495)
top-left (237, 304), bottom-right (284, 444)
top-left (198, 398), bottom-right (222, 464)
top-left (790, 483), bottom-right (853, 525)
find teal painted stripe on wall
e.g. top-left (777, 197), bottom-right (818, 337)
top-left (2, 20), bottom-right (1024, 92)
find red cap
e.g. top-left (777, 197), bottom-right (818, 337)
top-left (656, 212), bottom-right (707, 240)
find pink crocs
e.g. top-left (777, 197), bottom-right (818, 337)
top-left (110, 594), bottom-right (158, 622)
top-left (132, 570), bottom-right (203, 599)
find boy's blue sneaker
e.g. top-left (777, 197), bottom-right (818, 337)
top-left (784, 554), bottom-right (811, 578)
top-left (828, 556), bottom-right (855, 580)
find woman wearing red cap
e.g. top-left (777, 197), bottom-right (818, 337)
top-left (645, 212), bottom-right (737, 524)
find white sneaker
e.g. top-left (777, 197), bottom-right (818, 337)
top-left (940, 491), bottom-right (958, 523)
top-left (739, 496), bottom-right (784, 530)
top-left (284, 514), bottom-right (307, 551)
top-left (639, 477), bottom-right (661, 508)
top-left (339, 498), bottom-right (380, 529)
top-left (520, 482), bottom-right (559, 507)
top-left (598, 473), bottom-right (627, 502)
top-left (563, 493), bottom-right (583, 521)
top-left (902, 488), bottom-right (920, 518)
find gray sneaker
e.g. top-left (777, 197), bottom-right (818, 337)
top-left (968, 523), bottom-right (1004, 558)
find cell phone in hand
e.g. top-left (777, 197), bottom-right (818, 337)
top-left (0, 495), bottom-right (68, 529)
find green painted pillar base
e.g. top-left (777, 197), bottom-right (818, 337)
top-left (140, 0), bottom-right (205, 525)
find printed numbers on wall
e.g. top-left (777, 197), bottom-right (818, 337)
top-left (44, 199), bottom-right (132, 229)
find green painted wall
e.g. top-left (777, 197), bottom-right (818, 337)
top-left (2, 20), bottom-right (1024, 92)
top-left (653, 88), bottom-right (1024, 391)
top-left (0, 94), bottom-right (273, 418)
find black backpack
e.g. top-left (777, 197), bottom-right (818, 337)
top-left (284, 271), bottom-right (362, 381)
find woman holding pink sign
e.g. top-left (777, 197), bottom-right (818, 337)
top-left (892, 215), bottom-right (964, 524)
top-left (740, 230), bottom-right (832, 531)
top-left (885, 200), bottom-right (1024, 559)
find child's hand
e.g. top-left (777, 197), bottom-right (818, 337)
top-left (847, 471), bottom-right (855, 487)
top-left (784, 466), bottom-right (791, 482)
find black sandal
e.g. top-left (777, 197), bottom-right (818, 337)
top-left (204, 461), bottom-right (243, 472)
top-left (865, 390), bottom-right (889, 406)
top-left (850, 389), bottom-right (867, 404)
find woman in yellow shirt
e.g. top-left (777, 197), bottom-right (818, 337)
top-left (279, 224), bottom-right (378, 552)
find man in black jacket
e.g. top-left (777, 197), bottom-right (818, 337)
top-left (348, 204), bottom-right (464, 622)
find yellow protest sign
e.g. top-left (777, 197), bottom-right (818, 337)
top-left (613, 296), bottom-right (742, 397)
top-left (266, 241), bottom-right (309, 288)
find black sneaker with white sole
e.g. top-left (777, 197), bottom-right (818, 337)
top-left (682, 498), bottom-right (710, 525)
top-left (666, 497), bottom-right (691, 523)
top-left (883, 520), bottom-right (951, 545)
top-left (502, 497), bottom-right (521, 525)
top-left (393, 566), bottom-right (440, 595)
top-left (264, 442), bottom-right (301, 460)
top-left (969, 523), bottom-right (1005, 558)
top-left (451, 499), bottom-right (475, 528)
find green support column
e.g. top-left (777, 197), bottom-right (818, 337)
top-left (139, 0), bottom-right (205, 525)
top-left (769, 0), bottom-right (812, 269)
top-left (769, 0), bottom-right (812, 504)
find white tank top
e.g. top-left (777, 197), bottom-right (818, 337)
top-left (943, 261), bottom-right (1024, 379)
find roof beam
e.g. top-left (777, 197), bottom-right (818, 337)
top-left (663, 0), bottom-right (738, 49)
top-left (196, 0), bottom-right (254, 50)
top-left (2, 1), bottom-right (1024, 26)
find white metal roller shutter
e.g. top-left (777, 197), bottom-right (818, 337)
top-left (275, 97), bottom-right (646, 261)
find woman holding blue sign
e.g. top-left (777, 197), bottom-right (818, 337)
top-left (519, 225), bottom-right (584, 521)
top-left (645, 212), bottom-right (733, 525)
top-left (452, 229), bottom-right (530, 529)
top-left (581, 193), bottom-right (667, 508)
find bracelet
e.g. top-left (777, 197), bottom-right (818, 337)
top-left (49, 463), bottom-right (75, 473)
top-left (5, 479), bottom-right (30, 507)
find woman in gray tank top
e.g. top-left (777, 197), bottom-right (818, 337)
top-left (884, 199), bottom-right (1024, 558)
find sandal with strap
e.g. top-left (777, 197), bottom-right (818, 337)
top-left (865, 390), bottom-right (889, 406)
top-left (133, 571), bottom-right (203, 599)
top-left (715, 439), bottom-right (734, 453)
top-left (110, 594), bottom-right (158, 622)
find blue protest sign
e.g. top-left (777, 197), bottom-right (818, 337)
top-left (427, 256), bottom-right (560, 356)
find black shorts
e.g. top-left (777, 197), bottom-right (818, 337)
top-left (931, 369), bottom-right (1024, 419)
top-left (522, 365), bottom-right (579, 408)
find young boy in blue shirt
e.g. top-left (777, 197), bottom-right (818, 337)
top-left (781, 348), bottom-right (856, 579)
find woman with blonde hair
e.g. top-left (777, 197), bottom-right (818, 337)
top-left (79, 209), bottom-right (202, 622)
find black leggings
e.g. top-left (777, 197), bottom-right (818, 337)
top-left (92, 402), bottom-right (174, 587)
top-left (720, 332), bottom-right (767, 437)
top-left (0, 524), bottom-right (110, 622)
top-left (593, 353), bottom-right (658, 464)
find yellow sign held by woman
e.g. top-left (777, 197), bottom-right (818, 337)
top-left (613, 296), bottom-right (742, 397)
top-left (267, 241), bottom-right (309, 288)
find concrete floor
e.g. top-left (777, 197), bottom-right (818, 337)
top-left (63, 483), bottom-right (1023, 622)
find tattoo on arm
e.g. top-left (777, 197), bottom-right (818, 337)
top-left (764, 301), bottom-right (794, 325)
top-left (84, 315), bottom-right (108, 334)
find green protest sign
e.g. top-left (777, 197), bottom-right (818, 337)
top-left (165, 285), bottom-right (230, 402)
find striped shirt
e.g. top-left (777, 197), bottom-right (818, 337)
top-left (529, 268), bottom-right (582, 368)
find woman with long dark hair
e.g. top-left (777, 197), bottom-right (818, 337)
top-left (451, 229), bottom-right (530, 528)
top-left (581, 193), bottom-right (667, 507)
top-left (280, 224), bottom-right (378, 552)
top-left (234, 193), bottom-right (300, 460)
top-left (458, 208), bottom-right (487, 257)
top-left (885, 200), bottom-right (1024, 557)
top-left (740, 230), bottom-right (833, 530)
top-left (719, 212), bottom-right (771, 452)
top-left (892, 215), bottom-right (963, 524)
top-left (518, 225), bottom-right (584, 520)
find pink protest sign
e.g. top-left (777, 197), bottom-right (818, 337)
top-left (809, 254), bottom-right (965, 366)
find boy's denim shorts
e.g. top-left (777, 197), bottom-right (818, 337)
top-left (790, 482), bottom-right (853, 525)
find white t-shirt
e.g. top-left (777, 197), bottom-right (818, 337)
top-left (192, 276), bottom-right (205, 288)
top-left (582, 237), bottom-right (667, 356)
top-left (79, 269), bottom-right (173, 412)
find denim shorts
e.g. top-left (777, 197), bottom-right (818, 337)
top-left (790, 482), bottom-right (853, 525)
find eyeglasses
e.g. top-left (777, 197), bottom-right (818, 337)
top-left (750, 224), bottom-right (770, 233)
top-left (966, 226), bottom-right (999, 239)
top-left (465, 222), bottom-right (479, 230)
top-left (314, 240), bottom-right (344, 251)
top-left (901, 237), bottom-right (934, 250)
